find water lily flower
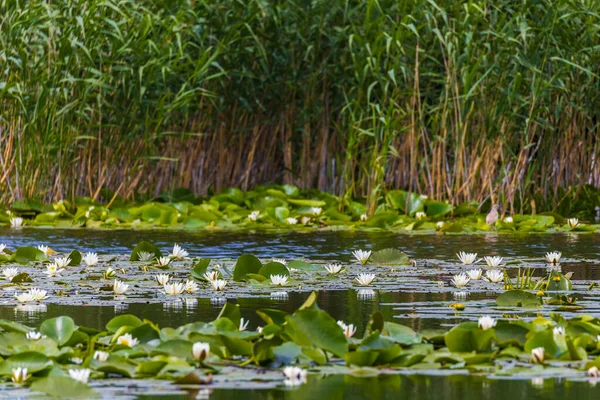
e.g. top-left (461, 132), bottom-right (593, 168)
top-left (164, 282), bottom-right (185, 295)
top-left (285, 217), bottom-right (298, 225)
top-left (83, 252), bottom-right (99, 266)
top-left (436, 221), bottom-right (444, 230)
top-left (301, 216), bottom-right (311, 225)
top-left (184, 280), bottom-right (199, 293)
top-left (239, 318), bottom-right (249, 331)
top-left (282, 366), bottom-right (307, 386)
top-left (567, 218), bottom-right (579, 228)
top-left (68, 368), bottom-right (91, 384)
top-left (485, 269), bottom-right (504, 283)
top-left (54, 257), bottom-right (71, 269)
top-left (256, 326), bottom-right (263, 334)
top-left (270, 274), bottom-right (289, 286)
top-left (203, 271), bottom-right (219, 281)
top-left (116, 333), bottom-right (139, 347)
top-left (11, 367), bottom-right (29, 384)
top-left (352, 250), bottom-right (372, 265)
top-left (325, 263), bottom-right (343, 274)
top-left (26, 331), bottom-right (45, 340)
top-left (312, 207), bottom-right (322, 216)
top-left (531, 347), bottom-right (545, 364)
top-left (211, 279), bottom-right (227, 291)
top-left (37, 245), bottom-right (53, 256)
top-left (466, 269), bottom-right (483, 280)
top-left (337, 321), bottom-right (357, 338)
top-left (137, 251), bottom-right (155, 262)
top-left (478, 316), bottom-right (496, 330)
top-left (553, 326), bottom-right (565, 336)
top-left (355, 273), bottom-right (376, 286)
top-left (45, 263), bottom-right (64, 277)
top-left (155, 274), bottom-right (171, 285)
top-left (415, 211), bottom-right (426, 220)
top-left (504, 216), bottom-right (513, 223)
top-left (29, 288), bottom-right (47, 301)
top-left (451, 273), bottom-right (470, 288)
top-left (93, 351), bottom-right (110, 361)
top-left (156, 256), bottom-right (171, 267)
top-left (10, 217), bottom-right (23, 229)
top-left (70, 357), bottom-right (83, 365)
top-left (170, 244), bottom-right (188, 260)
top-left (588, 366), bottom-right (599, 378)
top-left (103, 267), bottom-right (117, 279)
top-left (272, 258), bottom-right (287, 266)
top-left (15, 292), bottom-right (35, 303)
top-left (484, 256), bottom-right (503, 268)
top-left (545, 251), bottom-right (562, 264)
top-left (0, 244), bottom-right (6, 253)
top-left (248, 210), bottom-right (260, 222)
top-left (456, 252), bottom-right (477, 265)
top-left (2, 267), bottom-right (18, 281)
top-left (360, 214), bottom-right (368, 222)
top-left (192, 342), bottom-right (210, 361)
top-left (270, 291), bottom-right (289, 300)
top-left (113, 279), bottom-right (129, 295)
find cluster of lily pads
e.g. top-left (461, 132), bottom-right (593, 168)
top-left (2, 186), bottom-right (597, 232)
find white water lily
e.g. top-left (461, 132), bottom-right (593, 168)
top-left (360, 214), bottom-right (368, 222)
top-left (270, 274), bottom-right (289, 286)
top-left (54, 257), bottom-right (71, 268)
top-left (156, 256), bottom-right (171, 267)
top-left (239, 318), bottom-right (249, 331)
top-left (451, 273), bottom-right (470, 288)
top-left (26, 331), bottom-right (45, 340)
top-left (352, 250), bottom-right (372, 265)
top-left (301, 216), bottom-right (311, 225)
top-left (10, 217), bottom-right (23, 229)
top-left (116, 333), bottom-right (139, 347)
top-left (567, 218), bottom-right (579, 228)
top-left (11, 367), bottom-right (29, 384)
top-left (248, 210), bottom-right (260, 222)
top-left (456, 251), bottom-right (478, 265)
top-left (285, 217), bottom-right (298, 225)
top-left (29, 288), bottom-right (47, 301)
top-left (192, 342), bottom-right (210, 361)
top-left (82, 252), bottom-right (99, 266)
top-left (282, 366), bottom-right (308, 387)
top-left (478, 316), bottom-right (496, 330)
top-left (436, 221), bottom-right (444, 230)
top-left (137, 251), bottom-right (155, 262)
top-left (68, 368), bottom-right (91, 383)
top-left (203, 271), bottom-right (220, 281)
top-left (415, 211), bottom-right (426, 220)
top-left (325, 263), bottom-right (343, 274)
top-left (2, 267), bottom-right (18, 281)
top-left (103, 267), bottom-right (117, 279)
top-left (355, 273), bottom-right (376, 286)
top-left (155, 274), bottom-right (171, 285)
top-left (466, 269), bottom-right (483, 280)
top-left (504, 216), bottom-right (514, 223)
top-left (93, 351), bottom-right (110, 361)
top-left (272, 258), bottom-right (287, 266)
top-left (485, 269), bottom-right (504, 283)
top-left (553, 326), bottom-right (565, 336)
top-left (211, 279), bottom-right (227, 291)
top-left (311, 207), bottom-right (322, 216)
top-left (164, 282), bottom-right (185, 295)
top-left (45, 263), bottom-right (64, 277)
top-left (37, 245), bottom-right (52, 256)
top-left (0, 244), bottom-right (6, 253)
top-left (270, 291), bottom-right (289, 300)
top-left (484, 256), bottom-right (503, 268)
top-left (184, 280), bottom-right (199, 293)
top-left (531, 347), bottom-right (545, 364)
top-left (545, 251), bottom-right (562, 264)
top-left (170, 244), bottom-right (188, 260)
top-left (113, 279), bottom-right (129, 295)
top-left (337, 321), bottom-right (357, 338)
top-left (15, 292), bottom-right (35, 303)
top-left (588, 366), bottom-right (599, 378)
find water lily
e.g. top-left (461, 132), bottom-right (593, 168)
top-left (68, 368), bottom-right (91, 384)
top-left (478, 316), bottom-right (496, 330)
top-left (285, 217), bottom-right (298, 225)
top-left (45, 263), bottom-right (64, 277)
top-left (588, 366), bottom-right (599, 378)
top-left (531, 347), bottom-right (545, 364)
top-left (567, 218), bottom-right (579, 228)
top-left (113, 279), bottom-right (129, 295)
top-left (270, 291), bottom-right (289, 300)
top-left (485, 269), bottom-right (504, 283)
top-left (272, 258), bottom-right (287, 266)
top-left (553, 326), bottom-right (565, 336)
top-left (0, 244), bottom-right (6, 253)
top-left (484, 256), bottom-right (503, 268)
top-left (93, 351), bottom-right (110, 361)
top-left (170, 244), bottom-right (188, 260)
top-left (436, 221), bottom-right (444, 230)
top-left (456, 251), bottom-right (477, 265)
top-left (203, 271), bottom-right (219, 281)
top-left (301, 216), bottom-right (311, 225)
top-left (192, 342), bottom-right (210, 361)
top-left (83, 252), bottom-right (99, 266)
top-left (11, 367), bottom-right (29, 384)
top-left (545, 251), bottom-right (562, 264)
top-left (15, 292), bottom-right (35, 303)
top-left (37, 245), bottom-right (53, 256)
top-left (466, 269), bottom-right (483, 280)
top-left (26, 331), bottom-right (45, 340)
top-left (248, 210), bottom-right (260, 222)
top-left (270, 274), bottom-right (289, 286)
top-left (337, 321), bottom-right (357, 338)
top-left (360, 214), bottom-right (368, 222)
top-left (451, 273), bottom-right (470, 288)
top-left (312, 207), bottom-right (322, 216)
top-left (211, 279), bottom-right (227, 291)
top-left (504, 216), bottom-right (514, 223)
top-left (2, 267), bottom-right (18, 281)
top-left (325, 263), bottom-right (343, 274)
top-left (184, 280), bottom-right (199, 293)
top-left (352, 249), bottom-right (372, 265)
top-left (137, 251), bottom-right (155, 262)
top-left (239, 318), bottom-right (249, 331)
top-left (282, 366), bottom-right (308, 387)
top-left (155, 274), bottom-right (171, 285)
top-left (10, 217), bottom-right (23, 229)
top-left (116, 333), bottom-right (139, 347)
top-left (355, 273), bottom-right (376, 286)
top-left (29, 288), bottom-right (47, 301)
top-left (54, 257), bottom-right (71, 268)
top-left (415, 211), bottom-right (426, 220)
top-left (156, 256), bottom-right (171, 267)
top-left (103, 267), bottom-right (117, 279)
top-left (164, 282), bottom-right (185, 295)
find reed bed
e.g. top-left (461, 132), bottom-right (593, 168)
top-left (1, 0), bottom-right (600, 215)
